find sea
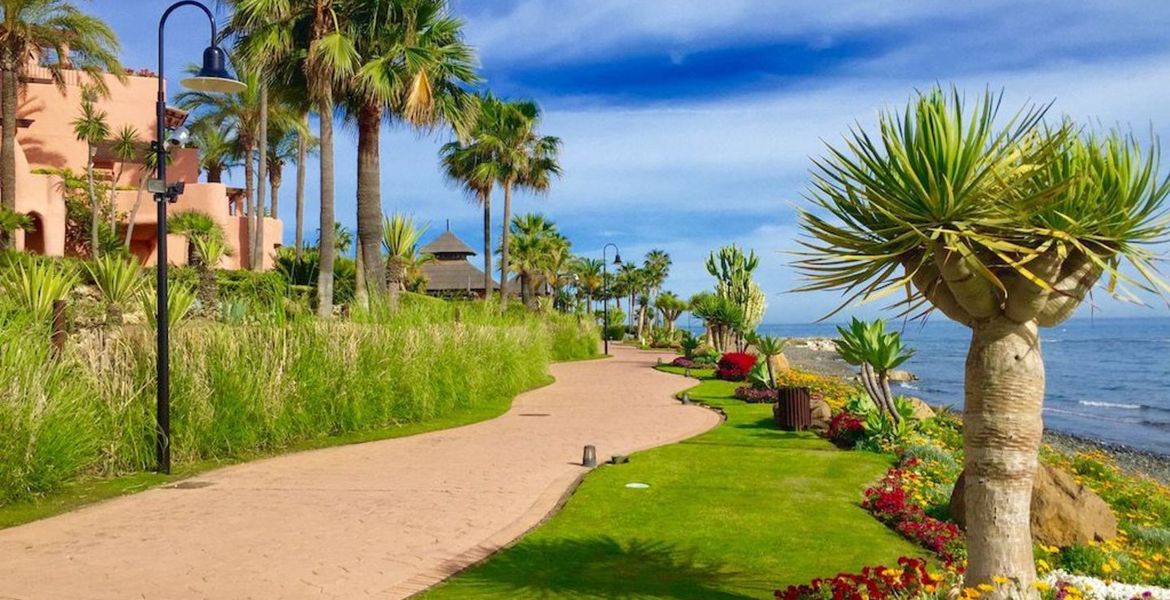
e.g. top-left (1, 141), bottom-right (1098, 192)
top-left (701, 318), bottom-right (1170, 456)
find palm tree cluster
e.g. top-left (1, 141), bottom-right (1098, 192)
top-left (564, 248), bottom-right (681, 342)
top-left (689, 244), bottom-right (767, 352)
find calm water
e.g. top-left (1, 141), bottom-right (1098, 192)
top-left (738, 318), bottom-right (1170, 455)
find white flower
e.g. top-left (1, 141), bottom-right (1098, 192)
top-left (1043, 569), bottom-right (1170, 600)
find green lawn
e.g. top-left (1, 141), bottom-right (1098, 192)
top-left (420, 367), bottom-right (922, 600)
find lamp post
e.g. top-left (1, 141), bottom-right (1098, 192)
top-left (153, 1), bottom-right (246, 474)
top-left (602, 243), bottom-right (621, 356)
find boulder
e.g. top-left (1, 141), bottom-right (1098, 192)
top-left (769, 353), bottom-right (791, 374)
top-left (888, 369), bottom-right (918, 383)
top-left (809, 394), bottom-right (832, 432)
top-left (904, 396), bottom-right (935, 421)
top-left (803, 338), bottom-right (838, 352)
top-left (949, 463), bottom-right (1118, 548)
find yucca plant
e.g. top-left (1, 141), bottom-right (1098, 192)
top-left (747, 332), bottom-right (788, 390)
top-left (140, 283), bottom-right (197, 329)
top-left (382, 214), bottom-right (432, 301)
top-left (796, 85), bottom-right (1170, 589)
top-left (0, 259), bottom-right (79, 321)
top-left (679, 331), bottom-right (701, 359)
top-left (84, 255), bottom-right (144, 324)
top-left (833, 318), bottom-right (913, 424)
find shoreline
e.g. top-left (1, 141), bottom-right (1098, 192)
top-left (784, 339), bottom-right (1170, 485)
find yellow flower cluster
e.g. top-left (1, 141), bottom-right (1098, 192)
top-left (773, 369), bottom-right (858, 409)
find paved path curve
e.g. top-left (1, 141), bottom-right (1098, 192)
top-left (0, 345), bottom-right (718, 600)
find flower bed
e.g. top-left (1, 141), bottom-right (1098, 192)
top-left (734, 385), bottom-right (777, 403)
top-left (670, 356), bottom-right (697, 369)
top-left (776, 556), bottom-right (957, 600)
top-left (862, 464), bottom-right (965, 564)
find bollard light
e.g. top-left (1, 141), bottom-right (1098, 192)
top-left (582, 445), bottom-right (597, 467)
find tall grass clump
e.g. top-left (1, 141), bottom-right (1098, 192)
top-left (0, 296), bottom-right (599, 504)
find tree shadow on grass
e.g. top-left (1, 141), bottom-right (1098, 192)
top-left (447, 536), bottom-right (763, 599)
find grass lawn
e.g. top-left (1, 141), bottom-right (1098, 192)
top-left (0, 376), bottom-right (552, 530)
top-left (420, 366), bottom-right (922, 600)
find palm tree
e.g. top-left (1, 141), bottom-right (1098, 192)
top-left (0, 0), bottom-right (122, 249)
top-left (266, 115), bottom-right (315, 220)
top-left (189, 118), bottom-right (239, 183)
top-left (382, 213), bottom-right (431, 293)
top-left (468, 97), bottom-right (561, 302)
top-left (795, 87), bottom-right (1170, 589)
top-left (230, 0), bottom-right (358, 316)
top-left (505, 213), bottom-right (566, 308)
top-left (643, 249), bottom-right (671, 297)
top-left (572, 256), bottom-right (604, 313)
top-left (70, 85), bottom-right (108, 258)
top-left (342, 0), bottom-right (479, 302)
top-left (106, 124), bottom-right (139, 232)
top-left (439, 93), bottom-right (498, 295)
top-left (614, 263), bottom-right (643, 331)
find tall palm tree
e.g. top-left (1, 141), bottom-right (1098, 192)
top-left (266, 114), bottom-right (315, 219)
top-left (795, 87), bottom-right (1170, 589)
top-left (107, 124), bottom-right (139, 232)
top-left (70, 85), bottom-right (108, 258)
top-left (643, 249), bottom-right (671, 297)
top-left (189, 117), bottom-right (239, 183)
top-left (505, 212), bottom-right (564, 308)
top-left (439, 92), bottom-right (497, 295)
top-left (572, 256), bottom-right (603, 313)
top-left (0, 0), bottom-right (122, 248)
top-left (614, 262), bottom-right (643, 331)
top-left (342, 0), bottom-right (478, 303)
top-left (473, 98), bottom-right (561, 302)
top-left (230, 0), bottom-right (358, 315)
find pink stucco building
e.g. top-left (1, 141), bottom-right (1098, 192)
top-left (4, 62), bottom-right (281, 270)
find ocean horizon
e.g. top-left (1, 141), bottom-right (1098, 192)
top-left (689, 316), bottom-right (1170, 456)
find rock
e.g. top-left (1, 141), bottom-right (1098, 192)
top-left (809, 393), bottom-right (832, 432)
top-left (904, 396), bottom-right (935, 421)
top-left (802, 338), bottom-right (838, 352)
top-left (888, 369), bottom-right (917, 383)
top-left (949, 463), bottom-right (1118, 548)
top-left (769, 353), bottom-right (791, 373)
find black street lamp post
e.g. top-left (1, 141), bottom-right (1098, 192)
top-left (602, 243), bottom-right (621, 356)
top-left (153, 1), bottom-right (246, 474)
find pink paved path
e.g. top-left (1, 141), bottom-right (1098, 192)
top-left (0, 345), bottom-right (717, 600)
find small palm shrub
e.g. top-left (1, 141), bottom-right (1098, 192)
top-left (835, 318), bottom-right (914, 424)
top-left (84, 255), bottom-right (144, 324)
top-left (679, 331), bottom-right (701, 359)
top-left (140, 282), bottom-right (197, 328)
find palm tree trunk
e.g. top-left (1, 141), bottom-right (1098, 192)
top-left (520, 272), bottom-right (532, 307)
top-left (244, 141), bottom-right (256, 269)
top-left (124, 173), bottom-right (148, 250)
top-left (0, 60), bottom-right (17, 249)
top-left (109, 163), bottom-right (125, 231)
top-left (963, 317), bottom-right (1045, 591)
top-left (295, 114), bottom-right (307, 261)
top-left (315, 105), bottom-right (335, 318)
top-left (254, 84), bottom-right (268, 270)
top-left (270, 170), bottom-right (281, 222)
top-left (356, 102), bottom-right (387, 302)
top-left (500, 182), bottom-right (513, 302)
top-left (481, 190), bottom-right (492, 297)
top-left (87, 147), bottom-right (99, 258)
top-left (355, 245), bottom-right (367, 308)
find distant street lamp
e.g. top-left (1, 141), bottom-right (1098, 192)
top-left (152, 1), bottom-right (246, 474)
top-left (602, 243), bottom-right (621, 355)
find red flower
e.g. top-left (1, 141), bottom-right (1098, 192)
top-left (715, 352), bottom-right (757, 381)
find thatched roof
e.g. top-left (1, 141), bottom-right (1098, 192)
top-left (421, 231), bottom-right (476, 257)
top-left (423, 258), bottom-right (498, 292)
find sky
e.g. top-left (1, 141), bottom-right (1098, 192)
top-left (99, 0), bottom-right (1170, 323)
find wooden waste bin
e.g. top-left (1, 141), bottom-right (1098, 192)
top-left (773, 386), bottom-right (812, 431)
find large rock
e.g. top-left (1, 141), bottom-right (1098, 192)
top-left (888, 369), bottom-right (918, 383)
top-left (949, 463), bottom-right (1118, 548)
top-left (904, 396), bottom-right (935, 421)
top-left (809, 393), bottom-right (832, 432)
top-left (769, 353), bottom-right (791, 373)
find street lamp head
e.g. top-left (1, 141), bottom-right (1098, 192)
top-left (613, 253), bottom-right (622, 266)
top-left (181, 46), bottom-right (246, 94)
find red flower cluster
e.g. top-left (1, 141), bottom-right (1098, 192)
top-left (827, 411), bottom-right (865, 448)
top-left (775, 556), bottom-right (941, 600)
top-left (715, 352), bottom-right (757, 381)
top-left (862, 467), bottom-right (964, 564)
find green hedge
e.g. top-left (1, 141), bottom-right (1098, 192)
top-left (0, 301), bottom-right (598, 505)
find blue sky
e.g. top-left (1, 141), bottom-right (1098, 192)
top-left (102, 1), bottom-right (1170, 323)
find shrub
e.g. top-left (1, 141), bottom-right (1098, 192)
top-left (827, 411), bottom-right (866, 449)
top-left (670, 357), bottom-right (697, 369)
top-left (0, 257), bottom-right (79, 321)
top-left (734, 385), bottom-right (777, 403)
top-left (715, 352), bottom-right (756, 381)
top-left (604, 323), bottom-right (625, 341)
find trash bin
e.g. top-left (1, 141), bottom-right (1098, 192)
top-left (773, 386), bottom-right (812, 431)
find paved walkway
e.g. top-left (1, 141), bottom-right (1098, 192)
top-left (0, 345), bottom-right (718, 600)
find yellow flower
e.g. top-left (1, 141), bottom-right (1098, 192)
top-left (925, 584), bottom-right (937, 593)
top-left (1037, 559), bottom-right (1051, 572)
top-left (1101, 563), bottom-right (1113, 574)
top-left (1034, 581), bottom-right (1052, 592)
top-left (977, 584), bottom-right (995, 593)
top-left (992, 576), bottom-right (1010, 586)
top-left (962, 588), bottom-right (981, 599)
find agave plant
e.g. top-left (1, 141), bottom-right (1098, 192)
top-left (382, 214), bottom-right (432, 299)
top-left (833, 318), bottom-right (913, 424)
top-left (795, 86), bottom-right (1170, 588)
top-left (84, 255), bottom-right (144, 324)
top-left (679, 331), bottom-right (702, 359)
top-left (0, 259), bottom-right (78, 321)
